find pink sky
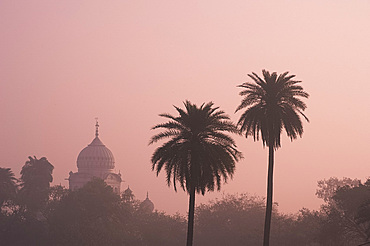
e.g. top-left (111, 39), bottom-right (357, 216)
top-left (1, 0), bottom-right (370, 215)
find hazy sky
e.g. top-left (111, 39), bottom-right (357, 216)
top-left (1, 0), bottom-right (370, 215)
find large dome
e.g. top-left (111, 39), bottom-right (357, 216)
top-left (77, 131), bottom-right (115, 170)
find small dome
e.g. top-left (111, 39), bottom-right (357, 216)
top-left (77, 137), bottom-right (115, 170)
top-left (139, 192), bottom-right (154, 213)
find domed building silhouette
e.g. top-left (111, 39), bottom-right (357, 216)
top-left (68, 120), bottom-right (122, 194)
top-left (122, 187), bottom-right (155, 213)
top-left (139, 192), bottom-right (155, 213)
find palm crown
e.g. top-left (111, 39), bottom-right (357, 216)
top-left (19, 156), bottom-right (54, 211)
top-left (236, 70), bottom-right (309, 149)
top-left (150, 101), bottom-right (242, 195)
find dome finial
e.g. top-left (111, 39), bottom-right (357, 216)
top-left (95, 117), bottom-right (99, 137)
top-left (146, 191), bottom-right (149, 199)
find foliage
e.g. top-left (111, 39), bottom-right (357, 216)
top-left (135, 211), bottom-right (186, 246)
top-left (0, 157), bottom-right (54, 246)
top-left (47, 178), bottom-right (187, 246)
top-left (149, 101), bottom-right (242, 245)
top-left (316, 177), bottom-right (360, 203)
top-left (316, 177), bottom-right (370, 245)
top-left (19, 156), bottom-right (54, 214)
top-left (48, 178), bottom-right (134, 246)
top-left (0, 164), bottom-right (188, 246)
top-left (270, 208), bottom-right (322, 246)
top-left (0, 167), bottom-right (17, 208)
top-left (194, 193), bottom-right (321, 246)
top-left (235, 70), bottom-right (309, 149)
top-left (5, 156), bottom-right (370, 246)
top-left (0, 211), bottom-right (50, 246)
top-left (195, 193), bottom-right (265, 245)
top-left (236, 70), bottom-right (309, 246)
top-left (150, 101), bottom-right (242, 194)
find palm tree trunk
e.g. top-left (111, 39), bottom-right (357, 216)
top-left (186, 186), bottom-right (196, 246)
top-left (263, 144), bottom-right (274, 246)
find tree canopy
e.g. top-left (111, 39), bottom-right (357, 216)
top-left (150, 101), bottom-right (242, 246)
top-left (236, 70), bottom-right (309, 246)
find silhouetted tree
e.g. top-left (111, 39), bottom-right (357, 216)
top-left (135, 211), bottom-right (187, 246)
top-left (45, 185), bottom-right (70, 217)
top-left (149, 101), bottom-right (242, 246)
top-left (316, 177), bottom-right (360, 203)
top-left (194, 193), bottom-right (321, 246)
top-left (316, 178), bottom-right (370, 245)
top-left (235, 70), bottom-right (309, 246)
top-left (0, 158), bottom-right (54, 246)
top-left (19, 156), bottom-right (54, 215)
top-left (269, 208), bottom-right (321, 246)
top-left (48, 178), bottom-right (134, 246)
top-left (195, 193), bottom-right (265, 245)
top-left (0, 167), bottom-right (17, 207)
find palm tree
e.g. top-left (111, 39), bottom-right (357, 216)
top-left (235, 70), bottom-right (309, 246)
top-left (149, 101), bottom-right (242, 246)
top-left (19, 156), bottom-right (54, 213)
top-left (0, 167), bottom-right (18, 207)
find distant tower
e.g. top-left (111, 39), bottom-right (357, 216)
top-left (122, 186), bottom-right (134, 203)
top-left (68, 119), bottom-right (122, 194)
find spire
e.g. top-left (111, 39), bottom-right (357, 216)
top-left (95, 117), bottom-right (99, 138)
top-left (146, 191), bottom-right (149, 199)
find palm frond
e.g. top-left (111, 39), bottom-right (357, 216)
top-left (236, 70), bottom-right (309, 148)
top-left (150, 101), bottom-right (241, 195)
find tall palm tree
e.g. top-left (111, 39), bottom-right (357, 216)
top-left (0, 167), bottom-right (18, 207)
top-left (149, 101), bottom-right (242, 246)
top-left (235, 70), bottom-right (309, 246)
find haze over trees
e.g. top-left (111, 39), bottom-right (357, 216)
top-left (0, 157), bottom-right (188, 246)
top-left (5, 72), bottom-right (370, 246)
top-left (316, 177), bottom-right (370, 245)
top-left (149, 101), bottom-right (242, 246)
top-left (2, 157), bottom-right (370, 245)
top-left (235, 70), bottom-right (309, 246)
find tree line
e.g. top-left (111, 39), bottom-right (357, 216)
top-left (1, 157), bottom-right (187, 246)
top-left (3, 69), bottom-right (311, 245)
top-left (2, 70), bottom-right (368, 245)
top-left (2, 158), bottom-right (370, 245)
